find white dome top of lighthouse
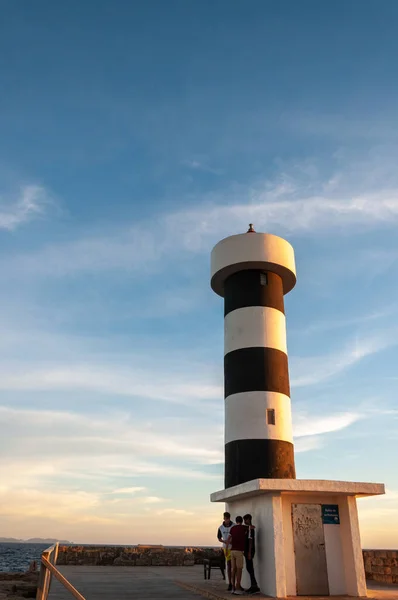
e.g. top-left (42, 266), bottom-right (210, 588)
top-left (210, 227), bottom-right (296, 297)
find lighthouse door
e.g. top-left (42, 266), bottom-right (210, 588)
top-left (292, 503), bottom-right (329, 596)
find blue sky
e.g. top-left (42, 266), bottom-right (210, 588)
top-left (0, 0), bottom-right (397, 546)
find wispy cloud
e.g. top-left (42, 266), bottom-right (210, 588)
top-left (291, 329), bottom-right (397, 388)
top-left (358, 489), bottom-right (398, 520)
top-left (0, 478), bottom-right (220, 544)
top-left (0, 363), bottom-right (222, 407)
top-left (3, 164), bottom-right (398, 278)
top-left (0, 487), bottom-right (103, 521)
top-left (156, 508), bottom-right (194, 516)
top-left (0, 185), bottom-right (51, 230)
top-left (292, 411), bottom-right (362, 453)
top-left (0, 403), bottom-right (221, 540)
top-left (182, 159), bottom-right (222, 175)
top-left (111, 487), bottom-right (147, 495)
top-left (293, 412), bottom-right (361, 438)
top-left (142, 496), bottom-right (168, 504)
top-left (295, 436), bottom-right (323, 453)
top-left (0, 405), bottom-right (223, 467)
top-left (292, 305), bottom-right (398, 336)
top-left (0, 329), bottom-right (387, 415)
top-left (0, 402), bottom-right (379, 539)
top-left (0, 318), bottom-right (222, 407)
top-left (170, 189), bottom-right (398, 240)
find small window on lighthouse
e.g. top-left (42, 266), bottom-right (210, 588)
top-left (260, 273), bottom-right (268, 286)
top-left (267, 408), bottom-right (276, 425)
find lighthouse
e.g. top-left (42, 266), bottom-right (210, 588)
top-left (210, 226), bottom-right (384, 598)
top-left (211, 224), bottom-right (297, 488)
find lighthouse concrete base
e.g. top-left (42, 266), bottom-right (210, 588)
top-left (211, 479), bottom-right (384, 598)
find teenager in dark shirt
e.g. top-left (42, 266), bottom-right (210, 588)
top-left (243, 514), bottom-right (260, 594)
top-left (226, 516), bottom-right (246, 594)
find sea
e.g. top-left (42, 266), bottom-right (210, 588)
top-left (0, 543), bottom-right (48, 572)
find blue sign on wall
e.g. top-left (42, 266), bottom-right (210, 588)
top-left (322, 504), bottom-right (340, 525)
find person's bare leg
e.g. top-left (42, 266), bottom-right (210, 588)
top-left (227, 560), bottom-right (232, 585)
top-left (236, 567), bottom-right (243, 590)
top-left (232, 564), bottom-right (236, 589)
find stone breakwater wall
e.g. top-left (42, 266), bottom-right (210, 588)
top-left (57, 545), bottom-right (398, 584)
top-left (56, 545), bottom-right (223, 567)
top-left (363, 549), bottom-right (398, 585)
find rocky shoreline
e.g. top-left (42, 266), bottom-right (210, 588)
top-left (0, 572), bottom-right (38, 599)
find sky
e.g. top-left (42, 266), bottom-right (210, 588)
top-left (0, 0), bottom-right (397, 548)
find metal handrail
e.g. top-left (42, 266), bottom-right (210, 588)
top-left (36, 543), bottom-right (86, 600)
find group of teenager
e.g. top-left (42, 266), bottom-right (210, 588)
top-left (217, 512), bottom-right (260, 595)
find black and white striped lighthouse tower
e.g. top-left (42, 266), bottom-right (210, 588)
top-left (211, 225), bottom-right (297, 489)
top-left (210, 227), bottom-right (385, 598)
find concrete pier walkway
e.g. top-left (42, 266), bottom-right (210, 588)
top-left (48, 566), bottom-right (200, 600)
top-left (48, 565), bottom-right (398, 600)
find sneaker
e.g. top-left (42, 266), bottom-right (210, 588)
top-left (230, 588), bottom-right (235, 594)
top-left (248, 586), bottom-right (260, 595)
top-left (227, 584), bottom-right (233, 592)
top-left (233, 588), bottom-right (245, 595)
